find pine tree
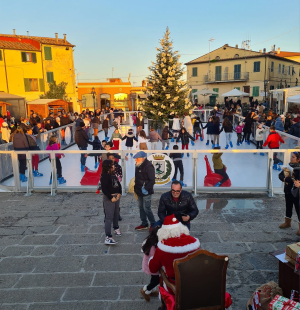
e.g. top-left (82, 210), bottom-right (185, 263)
top-left (140, 28), bottom-right (193, 126)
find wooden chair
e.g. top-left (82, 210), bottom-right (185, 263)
top-left (159, 249), bottom-right (229, 310)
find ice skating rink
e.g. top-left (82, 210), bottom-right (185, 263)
top-left (2, 124), bottom-right (283, 190)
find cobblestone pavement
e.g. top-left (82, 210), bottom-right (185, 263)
top-left (0, 192), bottom-right (299, 310)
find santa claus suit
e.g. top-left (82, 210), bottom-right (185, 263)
top-left (183, 115), bottom-right (193, 136)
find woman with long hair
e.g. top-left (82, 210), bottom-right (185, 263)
top-left (212, 116), bottom-right (220, 148)
top-left (176, 127), bottom-right (195, 157)
top-left (243, 112), bottom-right (257, 145)
top-left (220, 117), bottom-right (233, 149)
top-left (101, 159), bottom-right (122, 245)
top-left (138, 130), bottom-right (148, 150)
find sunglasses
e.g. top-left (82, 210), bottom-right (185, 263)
top-left (171, 189), bottom-right (181, 193)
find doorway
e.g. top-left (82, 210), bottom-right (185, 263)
top-left (243, 86), bottom-right (250, 94)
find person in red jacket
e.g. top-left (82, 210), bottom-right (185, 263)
top-left (263, 125), bottom-right (285, 170)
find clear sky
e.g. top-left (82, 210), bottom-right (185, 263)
top-left (2, 0), bottom-right (300, 86)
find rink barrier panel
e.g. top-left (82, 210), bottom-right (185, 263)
top-left (1, 148), bottom-right (297, 196)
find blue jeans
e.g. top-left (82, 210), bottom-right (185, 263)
top-left (153, 219), bottom-right (190, 230)
top-left (79, 146), bottom-right (87, 166)
top-left (225, 132), bottom-right (232, 146)
top-left (138, 195), bottom-right (155, 226)
top-left (103, 128), bottom-right (108, 138)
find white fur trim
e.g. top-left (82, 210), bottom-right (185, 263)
top-left (148, 256), bottom-right (154, 267)
top-left (157, 238), bottom-right (200, 254)
top-left (161, 222), bottom-right (181, 230)
top-left (158, 225), bottom-right (190, 241)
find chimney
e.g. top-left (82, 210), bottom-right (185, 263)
top-left (235, 44), bottom-right (238, 48)
top-left (263, 48), bottom-right (266, 53)
top-left (277, 47), bottom-right (280, 54)
top-left (27, 31), bottom-right (29, 38)
top-left (13, 29), bottom-right (16, 36)
top-left (63, 34), bottom-right (66, 43)
top-left (55, 33), bottom-right (58, 43)
top-left (259, 49), bottom-right (262, 53)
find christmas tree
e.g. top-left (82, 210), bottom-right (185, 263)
top-left (140, 28), bottom-right (193, 125)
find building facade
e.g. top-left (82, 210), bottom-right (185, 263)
top-left (0, 32), bottom-right (77, 110)
top-left (77, 78), bottom-right (146, 112)
top-left (185, 44), bottom-right (300, 104)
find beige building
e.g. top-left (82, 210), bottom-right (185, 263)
top-left (185, 44), bottom-right (300, 104)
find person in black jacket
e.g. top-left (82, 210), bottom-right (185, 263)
top-left (220, 117), bottom-right (233, 149)
top-left (101, 159), bottom-right (122, 245)
top-left (288, 118), bottom-right (300, 138)
top-left (203, 117), bottom-right (214, 146)
top-left (133, 151), bottom-right (156, 232)
top-left (169, 145), bottom-right (185, 186)
top-left (122, 128), bottom-right (138, 156)
top-left (176, 127), bottom-right (195, 158)
top-left (278, 152), bottom-right (300, 235)
top-left (193, 117), bottom-right (203, 141)
top-left (102, 116), bottom-right (110, 140)
top-left (135, 113), bottom-right (144, 137)
top-left (75, 122), bottom-right (92, 171)
top-left (157, 180), bottom-right (198, 229)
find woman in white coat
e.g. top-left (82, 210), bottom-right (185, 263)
top-left (172, 115), bottom-right (181, 139)
top-left (183, 112), bottom-right (193, 136)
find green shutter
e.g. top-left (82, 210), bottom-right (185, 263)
top-left (31, 53), bottom-right (37, 63)
top-left (39, 79), bottom-right (45, 92)
top-left (215, 66), bottom-right (222, 81)
top-left (21, 52), bottom-right (27, 62)
top-left (213, 88), bottom-right (219, 97)
top-left (46, 72), bottom-right (54, 83)
top-left (44, 46), bottom-right (52, 60)
top-left (24, 78), bottom-right (30, 92)
top-left (271, 62), bottom-right (274, 72)
top-left (252, 86), bottom-right (259, 97)
top-left (192, 67), bottom-right (197, 77)
top-left (254, 61), bottom-right (260, 72)
top-left (0, 50), bottom-right (2, 61)
top-left (234, 64), bottom-right (241, 79)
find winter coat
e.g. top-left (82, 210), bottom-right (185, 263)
top-left (162, 127), bottom-right (173, 140)
top-left (1, 127), bottom-right (10, 142)
top-left (172, 118), bottom-right (181, 130)
top-left (122, 133), bottom-right (138, 147)
top-left (278, 170), bottom-right (294, 195)
top-left (212, 153), bottom-right (224, 170)
top-left (75, 118), bottom-right (83, 127)
top-left (75, 127), bottom-right (89, 148)
top-left (114, 162), bottom-right (123, 182)
top-left (158, 190), bottom-right (199, 224)
top-left (142, 246), bottom-right (159, 275)
top-left (176, 131), bottom-right (194, 145)
top-left (265, 120), bottom-right (273, 127)
top-left (220, 123), bottom-right (233, 133)
top-left (102, 119), bottom-right (109, 129)
top-left (212, 121), bottom-right (220, 135)
top-left (147, 131), bottom-right (162, 142)
top-left (25, 134), bottom-right (40, 150)
top-left (91, 116), bottom-right (100, 124)
top-left (243, 118), bottom-right (254, 134)
top-left (169, 152), bottom-right (182, 162)
top-left (46, 143), bottom-right (63, 158)
top-left (288, 123), bottom-right (300, 138)
top-left (60, 115), bottom-right (71, 126)
top-left (13, 133), bottom-right (29, 150)
top-left (255, 128), bottom-right (266, 141)
top-left (135, 117), bottom-right (144, 128)
top-left (134, 158), bottom-right (155, 197)
top-left (193, 119), bottom-right (203, 129)
top-left (100, 172), bottom-right (122, 200)
top-left (203, 122), bottom-right (214, 135)
top-left (275, 117), bottom-right (284, 132)
top-left (183, 116), bottom-right (193, 131)
top-left (263, 132), bottom-right (285, 149)
top-left (138, 136), bottom-right (148, 144)
top-left (110, 132), bottom-right (122, 142)
top-left (235, 124), bottom-right (244, 134)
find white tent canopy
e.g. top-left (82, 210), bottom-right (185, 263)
top-left (287, 94), bottom-right (300, 104)
top-left (194, 89), bottom-right (219, 96)
top-left (221, 89), bottom-right (249, 97)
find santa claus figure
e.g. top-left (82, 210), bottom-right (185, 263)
top-left (149, 214), bottom-right (200, 288)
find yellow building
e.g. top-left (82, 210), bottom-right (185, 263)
top-left (185, 44), bottom-right (300, 104)
top-left (0, 32), bottom-right (77, 111)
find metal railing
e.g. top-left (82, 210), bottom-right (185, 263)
top-left (204, 72), bottom-right (249, 83)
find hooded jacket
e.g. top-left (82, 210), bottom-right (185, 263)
top-left (263, 131), bottom-right (284, 149)
top-left (288, 122), bottom-right (300, 138)
top-left (275, 117), bottom-right (284, 132)
top-left (176, 131), bottom-right (194, 145)
top-left (75, 126), bottom-right (89, 147)
top-left (134, 158), bottom-right (155, 197)
top-left (122, 131), bottom-right (138, 147)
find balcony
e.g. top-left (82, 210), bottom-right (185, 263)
top-left (204, 72), bottom-right (249, 83)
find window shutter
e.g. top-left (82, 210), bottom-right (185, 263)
top-left (24, 78), bottom-right (30, 92)
top-left (279, 64), bottom-right (281, 74)
top-left (213, 88), bottom-right (219, 97)
top-left (44, 46), bottom-right (52, 60)
top-left (39, 79), bottom-right (45, 92)
top-left (0, 50), bottom-right (2, 61)
top-left (215, 66), bottom-right (221, 80)
top-left (31, 53), bottom-right (37, 63)
top-left (271, 62), bottom-right (274, 72)
top-left (252, 86), bottom-right (259, 97)
top-left (47, 72), bottom-right (54, 83)
top-left (192, 67), bottom-right (197, 77)
top-left (21, 52), bottom-right (27, 62)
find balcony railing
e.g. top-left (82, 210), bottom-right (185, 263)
top-left (204, 72), bottom-right (249, 83)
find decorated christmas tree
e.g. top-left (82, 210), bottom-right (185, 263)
top-left (140, 28), bottom-right (193, 126)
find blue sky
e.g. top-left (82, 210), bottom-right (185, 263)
top-left (2, 0), bottom-right (300, 86)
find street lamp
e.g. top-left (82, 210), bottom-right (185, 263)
top-left (91, 87), bottom-right (97, 112)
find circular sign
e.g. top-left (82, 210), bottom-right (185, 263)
top-left (147, 154), bottom-right (175, 186)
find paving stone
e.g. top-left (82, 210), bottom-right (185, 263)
top-left (228, 298), bottom-right (248, 310)
top-left (226, 270), bottom-right (240, 285)
top-left (202, 242), bottom-right (249, 254)
top-left (24, 226), bottom-right (59, 235)
top-left (227, 284), bottom-right (258, 300)
top-left (34, 256), bottom-right (84, 273)
top-left (220, 231), bottom-right (281, 243)
top-left (272, 242), bottom-right (291, 251)
top-left (0, 288), bottom-right (64, 303)
top-left (0, 235), bottom-right (24, 246)
top-left (0, 257), bottom-right (37, 273)
top-left (63, 286), bottom-right (119, 301)
top-left (192, 232), bottom-right (220, 242)
top-left (236, 270), bottom-right (267, 285)
top-left (261, 271), bottom-right (279, 283)
top-left (93, 272), bottom-right (148, 286)
top-left (89, 224), bottom-right (129, 233)
top-left (0, 216), bottom-right (22, 226)
top-left (20, 235), bottom-right (59, 245)
top-left (30, 246), bottom-right (58, 256)
top-left (84, 255), bottom-right (142, 271)
top-left (15, 273), bottom-right (93, 288)
top-left (190, 222), bottom-right (235, 232)
top-left (14, 217), bottom-right (58, 227)
top-left (227, 254), bottom-right (255, 270)
top-left (54, 244), bottom-right (108, 256)
top-left (28, 302), bottom-right (109, 310)
top-left (55, 234), bottom-right (101, 245)
top-left (1, 245), bottom-right (35, 257)
top-left (0, 305), bottom-right (28, 310)
top-left (0, 226), bottom-right (27, 235)
top-left (0, 274), bottom-right (22, 288)
top-left (120, 286), bottom-right (149, 301)
top-left (108, 244), bottom-right (142, 254)
top-left (55, 216), bottom-right (97, 225)
top-left (109, 301), bottom-right (160, 310)
top-left (234, 222), bottom-right (284, 232)
top-left (55, 225), bottom-right (90, 234)
top-left (247, 242), bottom-right (275, 253)
top-left (247, 253), bottom-right (278, 270)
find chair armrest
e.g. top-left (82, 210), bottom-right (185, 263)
top-left (159, 268), bottom-right (176, 294)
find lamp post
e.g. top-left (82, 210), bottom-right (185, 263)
top-left (91, 87), bottom-right (97, 112)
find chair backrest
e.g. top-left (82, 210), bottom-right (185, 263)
top-left (173, 249), bottom-right (228, 310)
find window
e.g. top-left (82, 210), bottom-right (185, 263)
top-left (282, 65), bottom-right (285, 74)
top-left (192, 89), bottom-right (198, 99)
top-left (270, 85), bottom-right (275, 90)
top-left (234, 54), bottom-right (239, 58)
top-left (192, 67), bottom-right (198, 77)
top-left (44, 46), bottom-right (52, 60)
top-left (215, 66), bottom-right (222, 81)
top-left (271, 61), bottom-right (274, 72)
top-left (46, 72), bottom-right (54, 83)
top-left (213, 88), bottom-right (219, 97)
top-left (234, 64), bottom-right (241, 79)
top-left (288, 66), bottom-right (291, 75)
top-left (279, 64), bottom-right (281, 74)
top-left (253, 61), bottom-right (260, 72)
top-left (21, 52), bottom-right (37, 63)
top-left (0, 50), bottom-right (2, 61)
top-left (252, 86), bottom-right (259, 97)
top-left (24, 78), bottom-right (38, 92)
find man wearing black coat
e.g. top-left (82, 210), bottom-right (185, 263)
top-left (157, 180), bottom-right (198, 229)
top-left (288, 118), bottom-right (300, 138)
top-left (75, 122), bottom-right (91, 171)
top-left (133, 151), bottom-right (156, 232)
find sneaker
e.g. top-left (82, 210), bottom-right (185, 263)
top-left (114, 228), bottom-right (122, 236)
top-left (212, 144), bottom-right (215, 148)
top-left (135, 224), bottom-right (148, 231)
top-left (237, 143), bottom-right (240, 146)
top-left (149, 224), bottom-right (154, 233)
top-left (105, 237), bottom-right (117, 245)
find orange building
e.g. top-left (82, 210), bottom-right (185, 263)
top-left (77, 78), bottom-right (146, 112)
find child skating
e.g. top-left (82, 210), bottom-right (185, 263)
top-left (255, 123), bottom-right (266, 156)
top-left (122, 128), bottom-right (138, 156)
top-left (161, 125), bottom-right (173, 150)
top-left (235, 122), bottom-right (244, 146)
top-left (169, 145), bottom-right (186, 186)
top-left (176, 127), bottom-right (195, 158)
top-left (193, 117), bottom-right (203, 141)
top-left (171, 114), bottom-right (180, 141)
top-left (203, 117), bottom-right (214, 146)
top-left (220, 118), bottom-right (233, 149)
